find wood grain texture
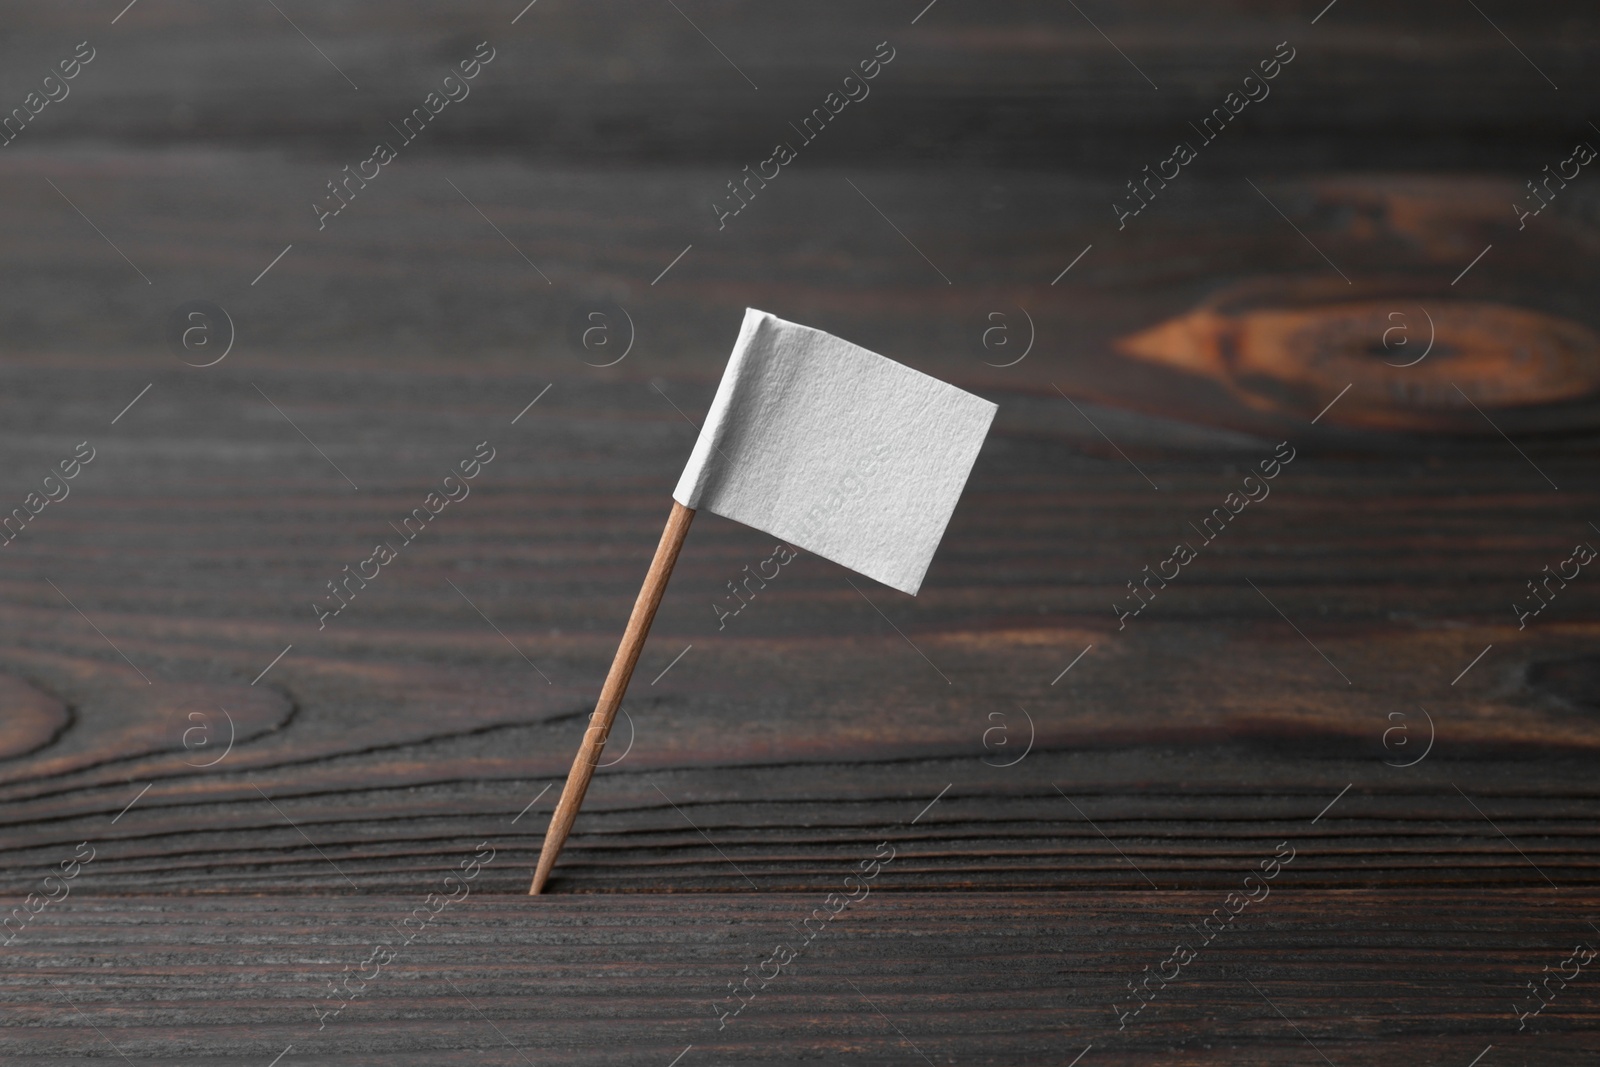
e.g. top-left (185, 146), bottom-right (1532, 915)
top-left (1, 893), bottom-right (1597, 1064)
top-left (1, 0), bottom-right (1593, 168)
top-left (0, 355), bottom-right (1593, 894)
top-left (0, 1), bottom-right (1597, 1061)
top-left (6, 156), bottom-right (1599, 436)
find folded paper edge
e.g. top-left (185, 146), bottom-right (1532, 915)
top-left (672, 307), bottom-right (768, 509)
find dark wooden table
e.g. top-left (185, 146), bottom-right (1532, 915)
top-left (0, 2), bottom-right (1597, 1063)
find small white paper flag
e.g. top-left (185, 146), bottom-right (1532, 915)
top-left (673, 308), bottom-right (997, 595)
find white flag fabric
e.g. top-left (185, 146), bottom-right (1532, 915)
top-left (673, 308), bottom-right (996, 595)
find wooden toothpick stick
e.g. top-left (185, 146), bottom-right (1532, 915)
top-left (529, 500), bottom-right (695, 894)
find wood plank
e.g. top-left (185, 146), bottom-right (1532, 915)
top-left (0, 4), bottom-right (1596, 1061)
top-left (0, 350), bottom-right (1593, 892)
top-left (1, 892), bottom-right (1595, 1064)
top-left (5, 153), bottom-right (1598, 436)
top-left (5, 1), bottom-right (1593, 167)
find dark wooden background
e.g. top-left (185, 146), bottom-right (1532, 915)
top-left (0, 1), bottom-right (1597, 1063)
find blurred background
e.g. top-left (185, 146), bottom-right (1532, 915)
top-left (3, 0), bottom-right (1597, 430)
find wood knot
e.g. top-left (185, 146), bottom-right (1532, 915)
top-left (1116, 278), bottom-right (1600, 432)
top-left (0, 672), bottom-right (68, 762)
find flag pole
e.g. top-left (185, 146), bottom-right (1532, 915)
top-left (529, 500), bottom-right (696, 894)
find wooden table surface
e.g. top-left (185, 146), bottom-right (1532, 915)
top-left (1, 1), bottom-right (1597, 1063)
